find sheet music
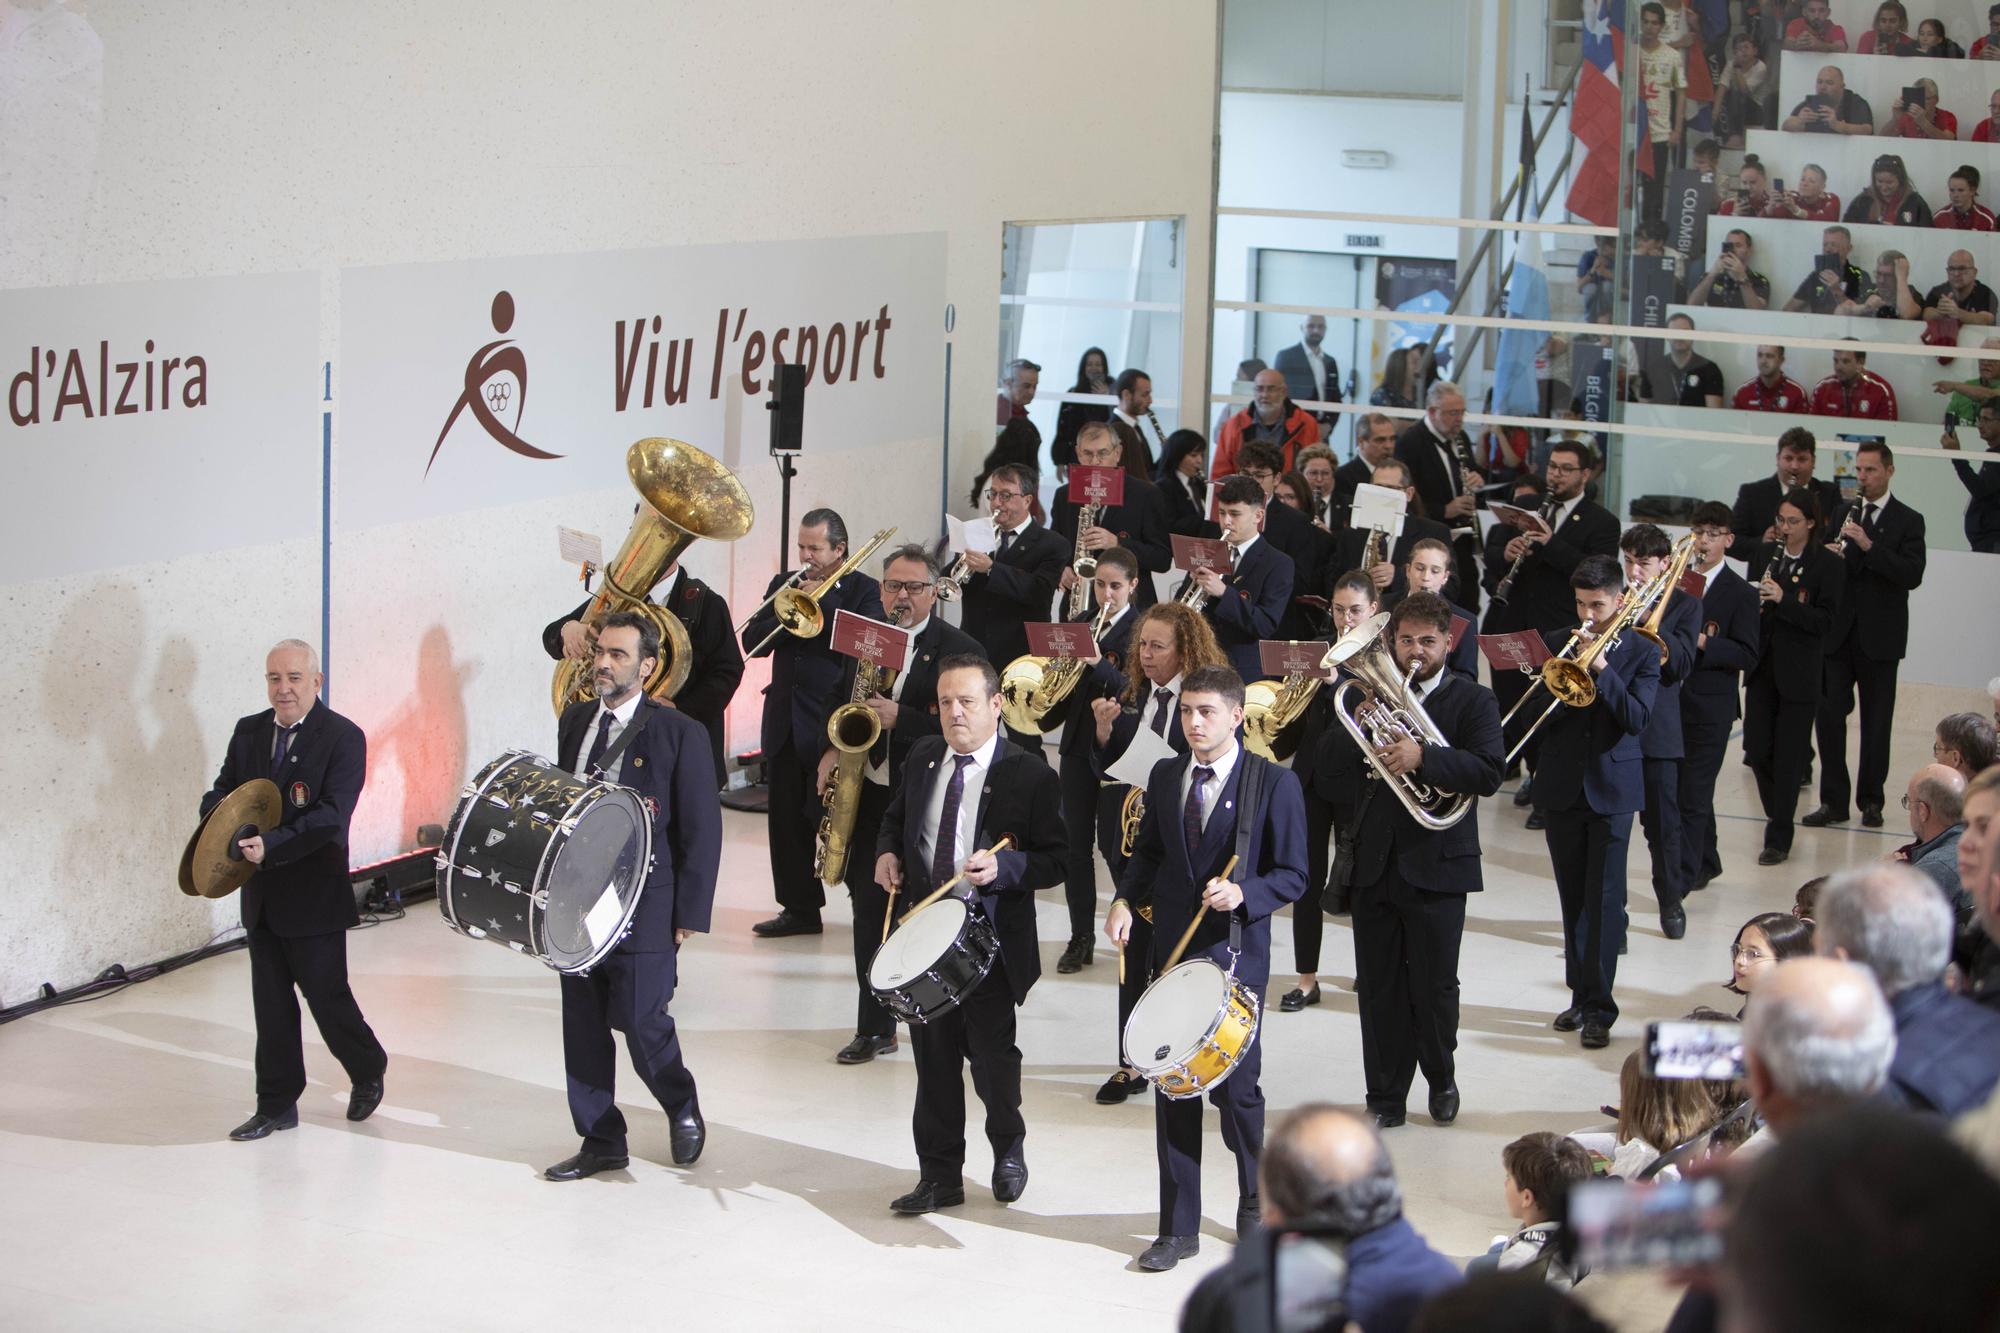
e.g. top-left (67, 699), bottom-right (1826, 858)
top-left (1106, 721), bottom-right (1177, 790)
top-left (947, 513), bottom-right (997, 556)
top-left (1349, 483), bottom-right (1408, 540)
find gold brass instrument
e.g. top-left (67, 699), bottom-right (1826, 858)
top-left (1244, 644), bottom-right (1326, 761)
top-left (1501, 582), bottom-right (1654, 766)
top-left (814, 629), bottom-right (899, 885)
top-left (552, 437), bottom-right (755, 715)
top-left (744, 527), bottom-right (897, 657)
top-left (998, 601), bottom-right (1110, 734)
top-left (1325, 612), bottom-right (1471, 830)
top-left (1177, 548), bottom-right (1229, 612)
top-left (1359, 525), bottom-right (1386, 577)
top-left (1067, 499), bottom-right (1105, 619)
top-left (1491, 500), bottom-right (1558, 607)
top-left (1627, 534), bottom-right (1699, 665)
top-left (1118, 787), bottom-right (1146, 858)
top-left (1497, 618), bottom-right (1592, 731)
top-left (935, 553), bottom-right (970, 602)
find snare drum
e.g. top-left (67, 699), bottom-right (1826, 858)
top-left (868, 896), bottom-right (999, 1025)
top-left (1123, 958), bottom-right (1261, 1099)
top-left (436, 749), bottom-right (652, 974)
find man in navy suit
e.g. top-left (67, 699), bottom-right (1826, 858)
top-left (742, 508), bottom-right (885, 938)
top-left (1053, 423), bottom-right (1171, 610)
top-left (1395, 380), bottom-right (1486, 616)
top-left (1235, 440), bottom-right (1330, 638)
top-left (1336, 460), bottom-right (1459, 608)
top-left (818, 544), bottom-right (985, 1065)
top-left (1181, 475), bottom-right (1293, 684)
top-left (1535, 557), bottom-right (1659, 1049)
top-left (1621, 524), bottom-right (1701, 941)
top-left (1806, 440), bottom-right (1927, 830)
top-left (876, 656), bottom-right (1066, 1216)
top-left (960, 462), bottom-right (1070, 751)
top-left (203, 638), bottom-right (386, 1142)
top-left (1043, 547), bottom-right (1140, 975)
top-left (1729, 427), bottom-right (1843, 556)
top-left (544, 612), bottom-right (722, 1181)
top-left (1679, 503), bottom-right (1760, 893)
top-left (1105, 665), bottom-right (1309, 1272)
top-left (1318, 594), bottom-right (1504, 1129)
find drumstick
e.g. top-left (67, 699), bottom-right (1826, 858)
top-left (1162, 854), bottom-right (1240, 973)
top-left (881, 882), bottom-right (898, 945)
top-left (897, 837), bottom-right (1015, 924)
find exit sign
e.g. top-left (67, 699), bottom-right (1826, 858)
top-left (1346, 234), bottom-right (1383, 248)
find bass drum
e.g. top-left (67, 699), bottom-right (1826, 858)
top-left (436, 749), bottom-right (652, 974)
top-left (1123, 958), bottom-right (1261, 1099)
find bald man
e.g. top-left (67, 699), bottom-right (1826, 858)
top-left (1922, 251), bottom-right (1997, 329)
top-left (1212, 367), bottom-right (1321, 491)
top-left (1899, 764), bottom-right (1969, 919)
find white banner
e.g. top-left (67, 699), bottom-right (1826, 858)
top-left (338, 233), bottom-right (947, 530)
top-left (0, 272), bottom-right (321, 584)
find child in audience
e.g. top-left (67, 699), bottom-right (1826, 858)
top-left (1791, 876), bottom-right (1826, 922)
top-left (1727, 910), bottom-right (1816, 1011)
top-left (1609, 1051), bottom-right (1721, 1180)
top-left (1468, 1132), bottom-right (1594, 1289)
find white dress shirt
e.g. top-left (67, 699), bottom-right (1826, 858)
top-left (575, 689), bottom-right (644, 782)
top-left (1303, 344), bottom-right (1328, 400)
top-left (1180, 740), bottom-right (1241, 836)
top-left (1408, 667), bottom-right (1450, 708)
top-left (1140, 671), bottom-right (1185, 739)
top-left (916, 728), bottom-right (1001, 881)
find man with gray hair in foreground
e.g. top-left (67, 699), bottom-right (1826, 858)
top-left (1896, 763), bottom-right (1967, 921)
top-left (1739, 956), bottom-right (1897, 1154)
top-left (1816, 863), bottom-right (2000, 1115)
top-left (1178, 1104), bottom-right (1458, 1333)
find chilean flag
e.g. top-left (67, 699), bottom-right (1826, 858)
top-left (1567, 0), bottom-right (1654, 226)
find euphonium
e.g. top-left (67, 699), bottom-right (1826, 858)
top-left (998, 602), bottom-right (1110, 734)
top-left (814, 650), bottom-right (892, 886)
top-left (1325, 612), bottom-right (1471, 830)
top-left (1627, 533), bottom-right (1698, 665)
top-left (1244, 644), bottom-right (1326, 761)
top-left (744, 527), bottom-right (897, 657)
top-left (552, 438), bottom-right (755, 715)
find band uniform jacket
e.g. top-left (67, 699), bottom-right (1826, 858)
top-left (1052, 476), bottom-right (1173, 608)
top-left (1478, 499), bottom-right (1622, 635)
top-left (1331, 456), bottom-right (1373, 512)
top-left (1824, 494), bottom-right (1926, 661)
top-left (1174, 537), bottom-right (1294, 683)
top-left (1730, 475), bottom-right (1843, 554)
top-left (1155, 467), bottom-right (1216, 541)
top-left (1684, 565), bottom-right (1761, 727)
top-left (960, 521), bottom-right (1069, 669)
top-left (878, 735), bottom-right (1068, 1004)
top-left (827, 615), bottom-right (986, 788)
top-left (741, 567), bottom-right (885, 760)
top-left (1261, 494), bottom-right (1329, 636)
top-left (1118, 750), bottom-right (1309, 989)
top-left (1094, 678), bottom-right (1190, 782)
top-left (1639, 590), bottom-right (1702, 759)
top-left (201, 703), bottom-right (367, 937)
top-left (1747, 541), bottom-right (1845, 703)
top-left (1393, 420), bottom-right (1481, 546)
top-left (542, 572), bottom-right (745, 784)
top-left (1531, 630), bottom-right (1660, 816)
top-left (1318, 669), bottom-right (1505, 894)
top-left (1333, 513), bottom-right (1457, 605)
top-left (557, 697), bottom-right (721, 948)
top-left (1043, 605), bottom-right (1137, 761)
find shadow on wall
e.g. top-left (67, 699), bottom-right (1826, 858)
top-left (366, 624), bottom-right (478, 849)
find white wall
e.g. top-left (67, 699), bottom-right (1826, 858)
top-left (0, 0), bottom-right (1221, 1007)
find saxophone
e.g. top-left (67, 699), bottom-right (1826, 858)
top-left (1067, 499), bottom-right (1104, 618)
top-left (1359, 525), bottom-right (1386, 578)
top-left (814, 642), bottom-right (897, 885)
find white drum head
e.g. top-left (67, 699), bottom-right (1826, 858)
top-left (870, 898), bottom-right (970, 988)
top-left (1126, 960), bottom-right (1232, 1072)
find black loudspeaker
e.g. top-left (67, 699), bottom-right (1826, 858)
top-left (768, 362), bottom-right (806, 454)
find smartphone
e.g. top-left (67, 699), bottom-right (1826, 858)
top-left (1814, 252), bottom-right (1841, 277)
top-left (1946, 417), bottom-right (1960, 440)
top-left (1772, 178), bottom-right (1785, 195)
top-left (1568, 1176), bottom-right (1726, 1272)
top-left (1901, 85), bottom-right (1924, 110)
top-left (1643, 1020), bottom-right (1745, 1081)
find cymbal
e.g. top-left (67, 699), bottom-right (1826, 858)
top-left (178, 778), bottom-right (283, 899)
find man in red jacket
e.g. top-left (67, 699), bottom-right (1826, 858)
top-left (1733, 344), bottom-right (1810, 413)
top-left (1811, 343), bottom-right (1899, 420)
top-left (1212, 368), bottom-right (1320, 497)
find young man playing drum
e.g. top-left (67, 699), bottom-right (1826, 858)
top-left (544, 611), bottom-right (722, 1181)
top-left (1104, 665), bottom-right (1309, 1272)
top-left (875, 655), bottom-right (1067, 1215)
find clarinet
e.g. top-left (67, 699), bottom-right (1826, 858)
top-left (1492, 501), bottom-right (1556, 606)
top-left (1144, 408), bottom-right (1171, 465)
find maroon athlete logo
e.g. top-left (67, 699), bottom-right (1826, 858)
top-left (426, 291), bottom-right (562, 475)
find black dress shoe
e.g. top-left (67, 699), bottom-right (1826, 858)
top-left (1524, 808), bottom-right (1547, 830)
top-left (1236, 1194), bottom-right (1261, 1240)
top-left (1661, 907), bottom-right (1687, 941)
top-left (669, 1101), bottom-right (705, 1166)
top-left (1581, 1021), bottom-right (1612, 1049)
top-left (890, 1179), bottom-right (965, 1214)
top-left (1690, 872), bottom-right (1714, 892)
top-left (1057, 936), bottom-right (1094, 973)
top-left (1513, 777), bottom-right (1535, 807)
top-left (544, 1149), bottom-right (629, 1181)
top-left (837, 1033), bottom-right (898, 1064)
top-left (1860, 804), bottom-right (1884, 829)
top-left (1137, 1235), bottom-right (1199, 1271)
top-left (1324, 888), bottom-right (1351, 915)
top-left (347, 1079), bottom-right (384, 1123)
top-left (1278, 985), bottom-right (1322, 1012)
top-left (1428, 1082), bottom-right (1460, 1125)
top-left (1800, 805), bottom-right (1848, 828)
top-left (1374, 1108), bottom-right (1407, 1129)
top-left (992, 1152), bottom-right (1028, 1203)
top-left (752, 910), bottom-right (823, 937)
top-left (1758, 847), bottom-right (1789, 866)
top-left (228, 1107), bottom-right (297, 1141)
top-left (1553, 1006), bottom-right (1583, 1032)
top-left (1096, 1070), bottom-right (1149, 1104)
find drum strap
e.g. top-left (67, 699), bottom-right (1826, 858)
top-left (588, 707), bottom-right (651, 782)
top-left (1225, 755), bottom-right (1267, 966)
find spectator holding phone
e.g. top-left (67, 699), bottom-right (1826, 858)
top-left (1782, 0), bottom-right (1849, 51)
top-left (1887, 77), bottom-right (1957, 138)
top-left (1974, 4), bottom-right (2000, 60)
top-left (1770, 161), bottom-right (1840, 221)
top-left (1782, 65), bottom-right (1872, 133)
top-left (1714, 156), bottom-right (1773, 217)
top-left (1781, 224), bottom-right (1868, 313)
top-left (1689, 228), bottom-right (1770, 308)
top-left (1942, 398), bottom-right (2000, 553)
top-left (1855, 1), bottom-right (1919, 54)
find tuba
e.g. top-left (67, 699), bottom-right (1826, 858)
top-left (552, 438), bottom-right (755, 715)
top-left (998, 602), bottom-right (1109, 734)
top-left (742, 528), bottom-right (897, 657)
top-left (1626, 533), bottom-right (1698, 665)
top-left (814, 643), bottom-right (895, 886)
top-left (1326, 612), bottom-right (1471, 830)
top-left (1243, 643), bottom-right (1327, 761)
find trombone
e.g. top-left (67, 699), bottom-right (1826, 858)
top-left (742, 527), bottom-right (897, 656)
top-left (1625, 534), bottom-right (1698, 666)
top-left (1500, 577), bottom-right (1655, 767)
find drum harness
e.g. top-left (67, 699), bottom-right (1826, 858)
top-left (1156, 752), bottom-right (1266, 981)
top-left (583, 708), bottom-right (651, 784)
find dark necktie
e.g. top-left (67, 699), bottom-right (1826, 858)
top-left (270, 724), bottom-right (297, 778)
top-left (1184, 764), bottom-right (1215, 857)
top-left (1861, 501), bottom-right (1878, 535)
top-left (1227, 543), bottom-right (1240, 569)
top-left (585, 710), bottom-right (616, 775)
top-left (931, 752), bottom-right (975, 888)
top-left (998, 529), bottom-right (1016, 557)
top-left (1151, 688), bottom-right (1173, 737)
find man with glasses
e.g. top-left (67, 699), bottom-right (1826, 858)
top-left (1895, 765), bottom-right (1968, 921)
top-left (1396, 380), bottom-right (1486, 616)
top-left (959, 462), bottom-right (1068, 751)
top-left (1679, 502), bottom-right (1760, 893)
top-left (1212, 368), bottom-right (1321, 498)
top-left (1922, 251), bottom-right (1998, 329)
top-left (820, 544), bottom-right (985, 1064)
top-left (1053, 421), bottom-right (1171, 610)
top-left (1332, 459), bottom-right (1456, 607)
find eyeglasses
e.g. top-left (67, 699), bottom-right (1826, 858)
top-left (1730, 945), bottom-right (1771, 962)
top-left (1947, 265), bottom-right (1975, 274)
top-left (881, 580), bottom-right (934, 595)
top-left (1545, 462), bottom-right (1584, 475)
top-left (983, 489), bottom-right (1024, 502)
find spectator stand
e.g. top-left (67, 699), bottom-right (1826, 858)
top-left (1776, 50), bottom-right (1996, 141)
